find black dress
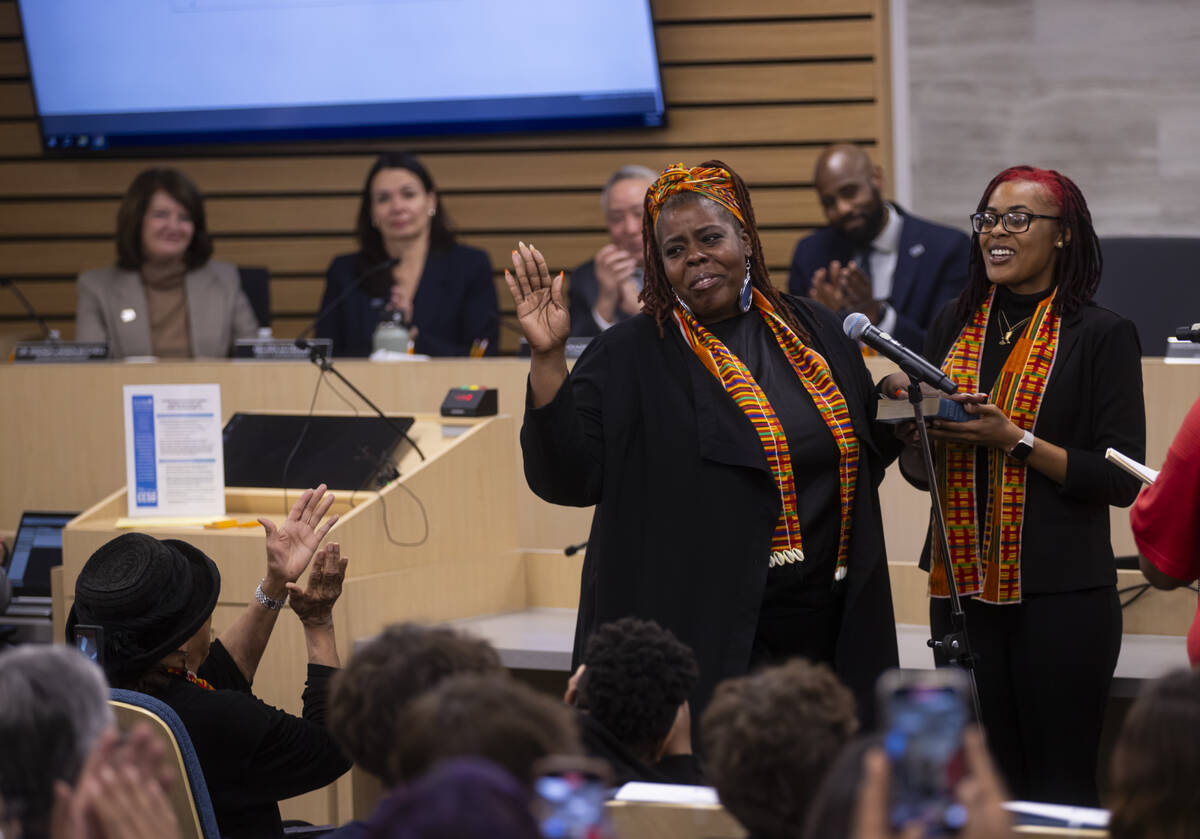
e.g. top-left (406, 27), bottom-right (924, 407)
top-left (919, 288), bottom-right (1145, 805)
top-left (160, 640), bottom-right (351, 839)
top-left (522, 296), bottom-right (901, 723)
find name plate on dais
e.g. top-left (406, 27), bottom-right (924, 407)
top-left (13, 341), bottom-right (108, 363)
top-left (233, 339), bottom-right (332, 360)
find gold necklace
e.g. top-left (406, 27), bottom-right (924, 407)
top-left (997, 310), bottom-right (1032, 346)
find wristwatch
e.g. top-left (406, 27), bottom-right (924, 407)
top-left (255, 579), bottom-right (287, 611)
top-left (1007, 429), bottom-right (1035, 462)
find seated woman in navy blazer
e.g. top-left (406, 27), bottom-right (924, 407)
top-left (75, 167), bottom-right (259, 359)
top-left (317, 153), bottom-right (498, 357)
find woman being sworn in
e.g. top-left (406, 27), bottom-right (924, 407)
top-left (507, 161), bottom-right (901, 720)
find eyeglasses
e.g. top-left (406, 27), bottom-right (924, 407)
top-left (970, 211), bottom-right (1061, 234)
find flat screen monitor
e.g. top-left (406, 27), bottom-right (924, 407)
top-left (6, 511), bottom-right (77, 599)
top-left (222, 412), bottom-right (414, 491)
top-left (16, 1), bottom-right (665, 152)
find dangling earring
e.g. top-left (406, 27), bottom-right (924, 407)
top-left (739, 257), bottom-right (753, 313)
top-left (674, 291), bottom-right (695, 317)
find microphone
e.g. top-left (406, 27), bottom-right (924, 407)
top-left (843, 313), bottom-right (958, 395)
top-left (1, 278), bottom-right (60, 341)
top-left (564, 540), bottom-right (588, 556)
top-left (1176, 323), bottom-right (1200, 343)
top-left (294, 257), bottom-right (399, 349)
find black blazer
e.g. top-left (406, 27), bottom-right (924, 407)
top-left (522, 296), bottom-right (900, 719)
top-left (918, 299), bottom-right (1147, 593)
top-left (788, 205), bottom-right (970, 349)
top-left (316, 245), bottom-right (497, 357)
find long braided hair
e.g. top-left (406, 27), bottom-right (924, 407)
top-left (956, 165), bottom-right (1102, 323)
top-left (639, 159), bottom-right (811, 343)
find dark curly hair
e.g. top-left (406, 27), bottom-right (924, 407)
top-left (701, 659), bottom-right (859, 839)
top-left (115, 167), bottom-right (213, 271)
top-left (388, 673), bottom-right (583, 788)
top-left (328, 623), bottom-right (503, 785)
top-left (639, 159), bottom-right (811, 343)
top-left (956, 165), bottom-right (1101, 323)
top-left (577, 617), bottom-right (698, 763)
top-left (1108, 668), bottom-right (1200, 839)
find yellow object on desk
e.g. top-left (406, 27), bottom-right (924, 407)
top-left (112, 517), bottom-right (263, 530)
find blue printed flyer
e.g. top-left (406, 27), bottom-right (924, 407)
top-left (122, 384), bottom-right (225, 518)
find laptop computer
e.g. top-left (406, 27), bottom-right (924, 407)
top-left (3, 511), bottom-right (77, 616)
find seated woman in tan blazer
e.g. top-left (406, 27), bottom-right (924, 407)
top-left (75, 167), bottom-right (258, 358)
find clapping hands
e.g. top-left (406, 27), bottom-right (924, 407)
top-left (257, 484), bottom-right (339, 589)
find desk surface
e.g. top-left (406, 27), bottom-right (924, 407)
top-left (450, 607), bottom-right (1191, 696)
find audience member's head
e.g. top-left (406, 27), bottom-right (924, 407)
top-left (1108, 668), bottom-right (1200, 839)
top-left (68, 533), bottom-right (220, 690)
top-left (701, 659), bottom-right (859, 839)
top-left (366, 757), bottom-right (540, 839)
top-left (0, 644), bottom-right (115, 836)
top-left (812, 144), bottom-right (887, 246)
top-left (800, 735), bottom-right (882, 839)
top-left (601, 164), bottom-right (656, 263)
top-left (329, 622), bottom-right (504, 785)
top-left (389, 673), bottom-right (583, 788)
top-left (576, 617), bottom-right (697, 763)
top-left (116, 167), bottom-right (213, 271)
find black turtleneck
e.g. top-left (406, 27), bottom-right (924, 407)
top-left (973, 283), bottom-right (1057, 540)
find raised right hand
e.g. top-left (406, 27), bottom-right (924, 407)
top-left (505, 242), bottom-right (570, 355)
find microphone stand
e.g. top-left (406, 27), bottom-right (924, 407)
top-left (295, 339), bottom-right (426, 463)
top-left (906, 379), bottom-right (984, 725)
top-left (2, 279), bottom-right (60, 341)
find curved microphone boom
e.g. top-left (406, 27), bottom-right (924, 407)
top-left (843, 312), bottom-right (957, 395)
top-left (294, 257), bottom-right (399, 350)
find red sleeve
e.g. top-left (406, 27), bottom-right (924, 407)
top-left (1131, 394), bottom-right (1200, 581)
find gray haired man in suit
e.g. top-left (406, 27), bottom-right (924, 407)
top-left (568, 165), bottom-right (657, 338)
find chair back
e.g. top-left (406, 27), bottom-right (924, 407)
top-left (1094, 236), bottom-right (1200, 355)
top-left (109, 688), bottom-right (221, 839)
top-left (237, 266), bottom-right (272, 328)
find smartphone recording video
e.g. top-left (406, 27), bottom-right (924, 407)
top-left (878, 668), bottom-right (970, 834)
top-left (532, 756), bottom-right (614, 839)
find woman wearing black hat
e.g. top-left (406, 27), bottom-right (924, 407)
top-left (68, 485), bottom-right (352, 839)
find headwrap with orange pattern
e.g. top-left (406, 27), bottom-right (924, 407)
top-left (645, 163), bottom-right (745, 226)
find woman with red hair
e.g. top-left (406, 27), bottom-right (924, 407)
top-left (904, 166), bottom-right (1146, 805)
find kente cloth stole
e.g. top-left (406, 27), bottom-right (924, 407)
top-left (673, 289), bottom-right (860, 578)
top-left (930, 287), bottom-right (1060, 604)
top-left (166, 666), bottom-right (215, 690)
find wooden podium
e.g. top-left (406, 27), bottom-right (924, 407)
top-left (55, 411), bottom-right (580, 825)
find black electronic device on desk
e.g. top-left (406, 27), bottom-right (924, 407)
top-left (2, 511), bottom-right (77, 645)
top-left (222, 413), bottom-right (415, 491)
top-left (441, 386), bottom-right (498, 417)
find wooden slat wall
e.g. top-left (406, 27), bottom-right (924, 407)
top-left (0, 0), bottom-right (892, 353)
